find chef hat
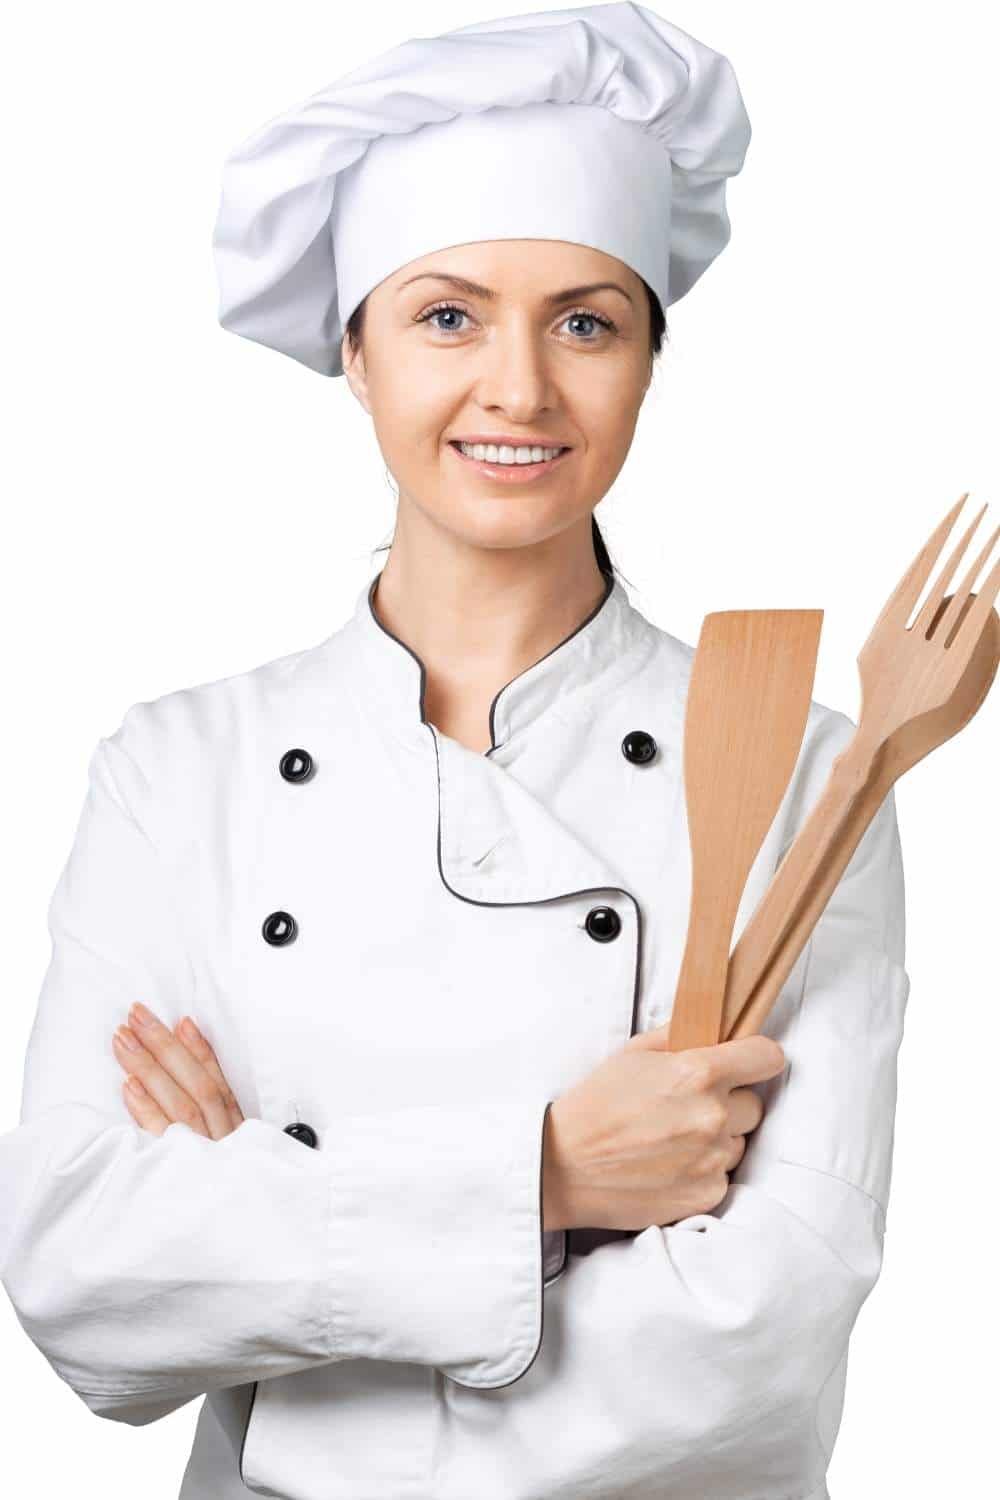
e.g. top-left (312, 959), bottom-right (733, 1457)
top-left (212, 2), bottom-right (751, 378)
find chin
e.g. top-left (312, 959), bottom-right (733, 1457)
top-left (458, 513), bottom-right (584, 558)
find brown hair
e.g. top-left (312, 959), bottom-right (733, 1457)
top-left (345, 276), bottom-right (668, 583)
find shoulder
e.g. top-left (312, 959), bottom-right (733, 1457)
top-left (104, 644), bottom-right (302, 757)
top-left (632, 604), bottom-right (899, 904)
top-left (95, 623), bottom-right (349, 831)
top-left (622, 592), bottom-right (894, 872)
top-left (618, 590), bottom-right (857, 765)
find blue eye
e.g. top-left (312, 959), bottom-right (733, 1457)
top-left (420, 304), bottom-right (469, 334)
top-left (415, 302), bottom-right (617, 340)
top-left (564, 307), bottom-right (618, 338)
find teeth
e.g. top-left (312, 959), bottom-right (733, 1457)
top-left (458, 442), bottom-right (564, 465)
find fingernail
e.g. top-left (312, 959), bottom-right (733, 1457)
top-left (131, 1003), bottom-right (157, 1028)
top-left (115, 1026), bottom-right (142, 1052)
top-left (125, 1077), bottom-right (146, 1095)
top-left (180, 1017), bottom-right (201, 1043)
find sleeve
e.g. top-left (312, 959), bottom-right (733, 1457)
top-left (0, 715), bottom-right (552, 1425)
top-left (425, 709), bottom-right (913, 1500)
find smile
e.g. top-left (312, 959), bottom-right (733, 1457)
top-left (448, 440), bottom-right (572, 483)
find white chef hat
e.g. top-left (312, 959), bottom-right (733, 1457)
top-left (212, 2), bottom-right (751, 378)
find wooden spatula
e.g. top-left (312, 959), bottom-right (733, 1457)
top-left (666, 609), bottom-right (824, 1052)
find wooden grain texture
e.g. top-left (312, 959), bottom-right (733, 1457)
top-left (722, 495), bottom-right (1000, 1041)
top-left (666, 609), bottom-right (823, 1052)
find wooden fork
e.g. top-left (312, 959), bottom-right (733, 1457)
top-left (720, 492), bottom-right (1000, 1042)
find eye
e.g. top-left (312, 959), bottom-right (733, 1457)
top-left (415, 302), bottom-right (473, 335)
top-left (413, 302), bottom-right (618, 341)
top-left (559, 307), bottom-right (618, 341)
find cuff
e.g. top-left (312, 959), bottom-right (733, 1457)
top-left (326, 1095), bottom-right (556, 1388)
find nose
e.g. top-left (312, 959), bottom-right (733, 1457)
top-left (474, 316), bottom-right (559, 424)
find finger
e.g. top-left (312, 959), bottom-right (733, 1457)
top-left (117, 1006), bottom-right (234, 1140)
top-left (711, 1034), bottom-right (786, 1087)
top-left (175, 1018), bottom-right (245, 1131)
top-left (121, 1075), bottom-right (173, 1138)
top-left (113, 1025), bottom-right (211, 1137)
top-left (137, 1007), bottom-right (241, 1141)
top-left (725, 1134), bottom-right (748, 1171)
top-left (726, 1084), bottom-right (765, 1136)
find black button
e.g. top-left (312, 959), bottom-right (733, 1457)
top-left (279, 748), bottom-right (315, 783)
top-left (585, 906), bottom-right (621, 943)
top-left (283, 1122), bottom-right (318, 1149)
top-left (621, 729), bottom-right (657, 765)
top-left (262, 910), bottom-right (298, 946)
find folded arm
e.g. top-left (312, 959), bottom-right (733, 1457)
top-left (1, 701), bottom-right (910, 1497)
top-left (0, 718), bottom-right (555, 1422)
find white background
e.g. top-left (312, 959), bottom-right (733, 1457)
top-left (1, 1), bottom-right (996, 1492)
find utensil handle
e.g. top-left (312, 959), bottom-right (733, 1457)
top-left (667, 890), bottom-right (739, 1050)
top-left (720, 734), bottom-right (884, 1040)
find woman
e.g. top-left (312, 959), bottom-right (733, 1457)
top-left (0, 6), bottom-right (909, 1498)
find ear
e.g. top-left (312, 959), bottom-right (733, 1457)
top-left (340, 330), bottom-right (372, 414)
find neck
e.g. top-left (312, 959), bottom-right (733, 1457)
top-left (370, 517), bottom-right (610, 753)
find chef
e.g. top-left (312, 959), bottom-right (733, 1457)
top-left (0, 5), bottom-right (910, 1499)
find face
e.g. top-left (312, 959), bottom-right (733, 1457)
top-left (341, 239), bottom-right (653, 561)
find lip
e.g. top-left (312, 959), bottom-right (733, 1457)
top-left (448, 440), bottom-right (573, 484)
top-left (449, 435), bottom-right (572, 450)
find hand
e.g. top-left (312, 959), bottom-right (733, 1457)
top-left (542, 1028), bottom-right (786, 1232)
top-left (111, 1003), bottom-right (245, 1140)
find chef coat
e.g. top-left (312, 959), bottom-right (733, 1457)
top-left (0, 568), bottom-right (909, 1500)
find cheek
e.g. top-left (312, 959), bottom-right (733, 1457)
top-left (369, 376), bottom-right (452, 467)
top-left (574, 356), bottom-right (645, 435)
top-left (581, 396), bottom-right (641, 463)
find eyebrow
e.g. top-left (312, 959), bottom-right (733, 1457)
top-left (396, 271), bottom-right (635, 308)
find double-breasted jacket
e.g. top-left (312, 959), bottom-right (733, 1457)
top-left (0, 569), bottom-right (909, 1499)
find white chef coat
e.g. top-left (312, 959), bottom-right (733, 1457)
top-left (0, 568), bottom-right (909, 1500)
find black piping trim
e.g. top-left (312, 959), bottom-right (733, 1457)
top-left (486, 571), bottom-right (614, 755)
top-left (366, 568), bottom-right (616, 756)
top-left (367, 566), bottom-right (642, 1389)
top-left (237, 1379), bottom-right (259, 1489)
top-left (427, 720), bottom-right (642, 1389)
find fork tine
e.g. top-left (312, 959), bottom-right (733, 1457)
top-left (911, 503), bottom-right (989, 636)
top-left (870, 493), bottom-right (969, 635)
top-left (933, 517), bottom-right (999, 645)
top-left (941, 543), bottom-right (1000, 655)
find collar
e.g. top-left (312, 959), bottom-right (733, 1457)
top-left (346, 566), bottom-right (655, 754)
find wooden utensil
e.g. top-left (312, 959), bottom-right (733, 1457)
top-left (721, 493), bottom-right (1000, 1042)
top-left (666, 609), bottom-right (823, 1052)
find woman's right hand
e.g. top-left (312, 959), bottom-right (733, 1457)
top-left (542, 1028), bottom-right (786, 1232)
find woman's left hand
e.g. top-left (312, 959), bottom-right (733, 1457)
top-left (111, 1004), bottom-right (245, 1140)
